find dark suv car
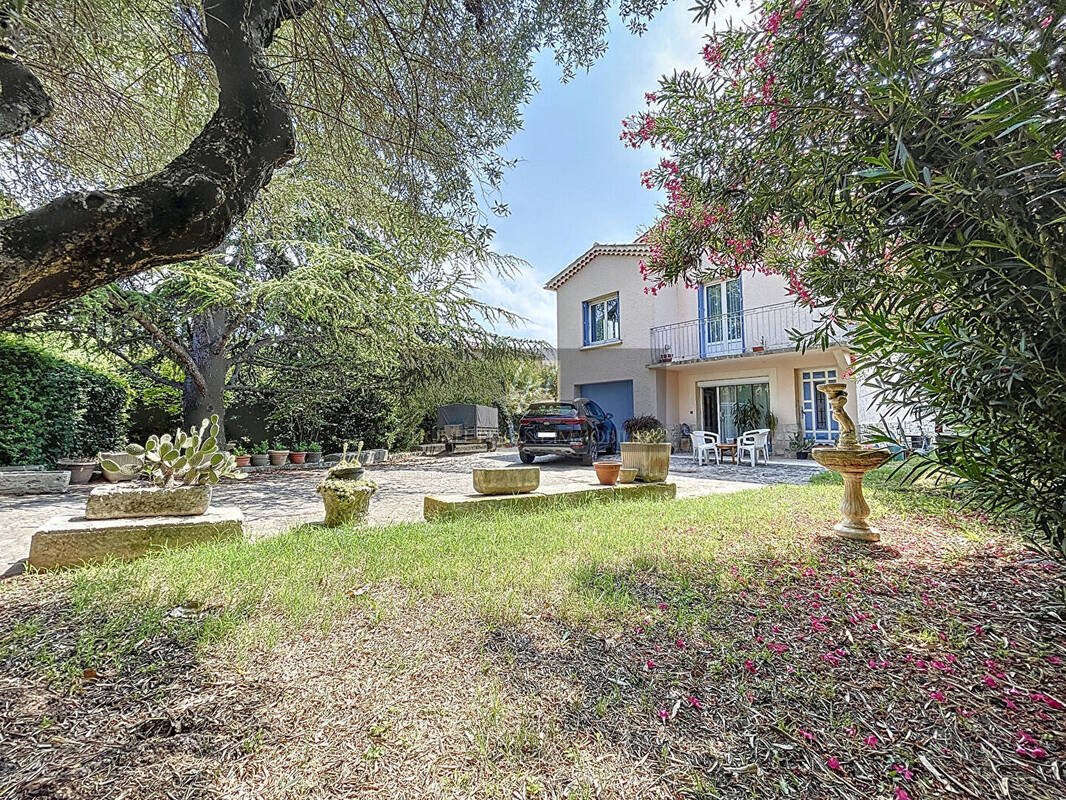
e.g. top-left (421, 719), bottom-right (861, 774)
top-left (518, 398), bottom-right (618, 465)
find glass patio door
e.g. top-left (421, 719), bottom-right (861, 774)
top-left (801, 369), bottom-right (840, 443)
top-left (703, 279), bottom-right (742, 355)
top-left (702, 381), bottom-right (771, 443)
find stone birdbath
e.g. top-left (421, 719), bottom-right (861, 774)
top-left (810, 383), bottom-right (891, 542)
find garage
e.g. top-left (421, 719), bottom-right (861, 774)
top-left (576, 379), bottom-right (634, 441)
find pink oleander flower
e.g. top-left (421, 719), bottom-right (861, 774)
top-left (826, 756), bottom-right (842, 771)
top-left (658, 708), bottom-right (669, 721)
top-left (744, 659), bottom-right (756, 673)
top-left (1041, 13), bottom-right (1054, 28)
top-left (864, 734), bottom-right (878, 748)
top-left (798, 728), bottom-right (815, 740)
top-left (686, 695), bottom-right (703, 709)
top-left (646, 659), bottom-right (656, 670)
top-left (675, 639), bottom-right (686, 649)
top-left (895, 789), bottom-right (912, 800)
top-left (895, 764), bottom-right (914, 781)
top-left (930, 690), bottom-right (946, 702)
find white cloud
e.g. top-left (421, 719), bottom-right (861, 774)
top-left (474, 265), bottom-right (556, 343)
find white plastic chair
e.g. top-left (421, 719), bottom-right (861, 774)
top-left (737, 428), bottom-right (771, 467)
top-left (691, 430), bottom-right (720, 466)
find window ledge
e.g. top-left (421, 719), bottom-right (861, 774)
top-left (580, 339), bottom-right (622, 351)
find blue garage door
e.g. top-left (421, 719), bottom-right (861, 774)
top-left (577, 380), bottom-right (634, 441)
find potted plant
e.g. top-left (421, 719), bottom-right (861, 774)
top-left (660, 343), bottom-right (673, 363)
top-left (788, 430), bottom-right (813, 460)
top-left (289, 444), bottom-right (308, 465)
top-left (249, 441), bottom-right (270, 467)
top-left (732, 400), bottom-right (764, 435)
top-left (316, 443), bottom-right (376, 526)
top-left (97, 415), bottom-right (246, 517)
top-left (305, 443), bottom-right (323, 463)
top-left (329, 441), bottom-right (365, 480)
top-left (620, 427), bottom-right (671, 482)
top-left (231, 445), bottom-right (251, 468)
top-left (267, 441), bottom-right (290, 466)
top-left (98, 449), bottom-right (140, 482)
top-left (752, 336), bottom-right (766, 353)
top-left (56, 455), bottom-right (98, 484)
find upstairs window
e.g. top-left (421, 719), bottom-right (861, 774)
top-left (582, 293), bottom-right (620, 346)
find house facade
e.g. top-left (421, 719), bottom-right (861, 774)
top-left (546, 242), bottom-right (899, 453)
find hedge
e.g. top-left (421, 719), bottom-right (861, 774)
top-left (0, 336), bottom-right (129, 466)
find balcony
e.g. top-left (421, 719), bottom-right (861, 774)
top-left (649, 302), bottom-right (825, 365)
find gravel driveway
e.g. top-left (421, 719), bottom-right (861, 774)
top-left (0, 449), bottom-right (823, 576)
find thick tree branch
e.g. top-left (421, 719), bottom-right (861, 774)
top-left (0, 0), bottom-right (318, 327)
top-left (107, 292), bottom-right (208, 395)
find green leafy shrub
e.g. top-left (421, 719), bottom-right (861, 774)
top-left (0, 336), bottom-right (128, 465)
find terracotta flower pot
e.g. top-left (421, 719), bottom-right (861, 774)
top-left (289, 451), bottom-right (307, 464)
top-left (235, 455), bottom-right (251, 467)
top-left (593, 461), bottom-right (621, 486)
top-left (268, 450), bottom-right (289, 466)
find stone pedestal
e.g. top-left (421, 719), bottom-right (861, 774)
top-left (28, 507), bottom-right (244, 569)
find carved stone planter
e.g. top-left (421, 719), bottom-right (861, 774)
top-left (472, 466), bottom-right (539, 495)
top-left (620, 442), bottom-right (671, 482)
top-left (85, 484), bottom-right (212, 520)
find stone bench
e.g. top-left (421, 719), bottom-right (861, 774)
top-left (424, 481), bottom-right (676, 522)
top-left (28, 507), bottom-right (245, 570)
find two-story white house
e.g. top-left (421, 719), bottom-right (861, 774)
top-left (546, 241), bottom-right (896, 453)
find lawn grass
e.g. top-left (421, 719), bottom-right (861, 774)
top-left (1, 477), bottom-right (1062, 799)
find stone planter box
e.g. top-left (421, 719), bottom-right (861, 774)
top-left (86, 484), bottom-right (212, 520)
top-left (29, 507), bottom-right (244, 569)
top-left (250, 454), bottom-right (270, 467)
top-left (620, 442), bottom-right (672, 482)
top-left (472, 466), bottom-right (540, 495)
top-left (0, 470), bottom-right (70, 495)
top-left (305, 451), bottom-right (323, 463)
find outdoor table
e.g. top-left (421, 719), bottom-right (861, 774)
top-left (716, 443), bottom-right (738, 465)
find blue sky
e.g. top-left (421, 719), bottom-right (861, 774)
top-left (475, 2), bottom-right (726, 344)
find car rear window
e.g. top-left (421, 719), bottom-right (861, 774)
top-left (525, 403), bottom-right (578, 418)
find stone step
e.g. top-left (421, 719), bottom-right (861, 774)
top-left (423, 481), bottom-right (676, 522)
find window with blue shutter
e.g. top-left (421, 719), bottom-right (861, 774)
top-left (582, 293), bottom-right (620, 346)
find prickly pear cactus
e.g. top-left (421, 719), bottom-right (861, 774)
top-left (100, 415), bottom-right (247, 487)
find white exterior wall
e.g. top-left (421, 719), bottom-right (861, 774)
top-left (554, 253), bottom-right (664, 416)
top-left (550, 246), bottom-right (897, 448)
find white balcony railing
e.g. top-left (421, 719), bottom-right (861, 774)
top-left (649, 302), bottom-right (823, 364)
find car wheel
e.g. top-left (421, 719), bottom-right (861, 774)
top-left (519, 450), bottom-right (535, 464)
top-left (582, 438), bottom-right (599, 466)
